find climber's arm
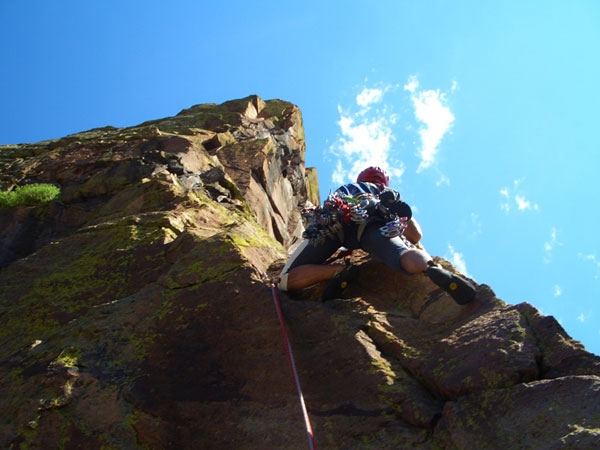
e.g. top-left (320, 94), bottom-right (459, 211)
top-left (404, 218), bottom-right (422, 244)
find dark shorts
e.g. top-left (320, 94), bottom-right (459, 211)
top-left (279, 221), bottom-right (413, 290)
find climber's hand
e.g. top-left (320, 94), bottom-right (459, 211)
top-left (379, 189), bottom-right (399, 205)
top-left (379, 189), bottom-right (412, 219)
top-left (387, 200), bottom-right (412, 219)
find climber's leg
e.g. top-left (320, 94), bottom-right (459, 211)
top-left (278, 237), bottom-right (342, 291)
top-left (281, 263), bottom-right (347, 291)
top-left (360, 223), bottom-right (475, 304)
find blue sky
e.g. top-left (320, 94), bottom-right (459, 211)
top-left (2, 1), bottom-right (599, 355)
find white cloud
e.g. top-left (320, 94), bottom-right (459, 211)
top-left (499, 179), bottom-right (539, 213)
top-left (447, 243), bottom-right (469, 276)
top-left (337, 113), bottom-right (391, 160)
top-left (329, 77), bottom-right (455, 185)
top-left (578, 253), bottom-right (600, 279)
top-left (543, 227), bottom-right (562, 264)
top-left (404, 75), bottom-right (455, 172)
top-left (334, 107), bottom-right (400, 181)
top-left (356, 88), bottom-right (383, 107)
top-left (330, 85), bottom-right (405, 184)
top-left (576, 310), bottom-right (593, 323)
top-left (554, 284), bottom-right (562, 297)
top-left (468, 212), bottom-right (483, 239)
top-left (403, 77), bottom-right (419, 93)
top-left (332, 159), bottom-right (345, 186)
top-left (435, 175), bottom-right (450, 187)
top-left (515, 195), bottom-right (532, 211)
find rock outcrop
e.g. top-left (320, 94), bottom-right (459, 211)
top-left (1, 96), bottom-right (598, 449)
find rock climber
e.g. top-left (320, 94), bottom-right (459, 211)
top-left (278, 166), bottom-right (476, 303)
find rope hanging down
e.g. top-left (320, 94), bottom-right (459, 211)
top-left (271, 283), bottom-right (317, 450)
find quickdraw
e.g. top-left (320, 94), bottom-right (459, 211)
top-left (379, 216), bottom-right (409, 238)
top-left (346, 193), bottom-right (375, 223)
top-left (301, 193), bottom-right (351, 245)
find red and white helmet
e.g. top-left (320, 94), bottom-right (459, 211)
top-left (356, 166), bottom-right (389, 186)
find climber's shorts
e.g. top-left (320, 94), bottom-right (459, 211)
top-left (359, 223), bottom-right (411, 273)
top-left (278, 222), bottom-right (412, 291)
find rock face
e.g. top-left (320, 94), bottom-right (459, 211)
top-left (0, 96), bottom-right (599, 450)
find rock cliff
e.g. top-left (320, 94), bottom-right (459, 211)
top-left (1, 95), bottom-right (599, 449)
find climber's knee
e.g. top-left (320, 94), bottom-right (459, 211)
top-left (400, 249), bottom-right (430, 273)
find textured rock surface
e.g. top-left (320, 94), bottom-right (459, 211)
top-left (1, 96), bottom-right (599, 449)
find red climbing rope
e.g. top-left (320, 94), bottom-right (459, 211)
top-left (271, 283), bottom-right (317, 450)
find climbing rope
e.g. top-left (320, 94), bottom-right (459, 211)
top-left (271, 283), bottom-right (317, 450)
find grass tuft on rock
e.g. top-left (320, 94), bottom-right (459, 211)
top-left (0, 183), bottom-right (61, 208)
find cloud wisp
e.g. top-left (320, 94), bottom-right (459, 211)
top-left (576, 310), bottom-right (593, 324)
top-left (446, 243), bottom-right (469, 277)
top-left (554, 284), bottom-right (562, 297)
top-left (404, 75), bottom-right (456, 172)
top-left (499, 179), bottom-right (540, 213)
top-left (578, 253), bottom-right (600, 279)
top-left (543, 227), bottom-right (562, 264)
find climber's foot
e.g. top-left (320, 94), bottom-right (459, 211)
top-left (321, 264), bottom-right (359, 301)
top-left (426, 265), bottom-right (476, 305)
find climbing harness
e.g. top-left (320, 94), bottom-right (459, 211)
top-left (271, 283), bottom-right (317, 450)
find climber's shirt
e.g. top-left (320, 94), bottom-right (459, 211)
top-left (334, 181), bottom-right (385, 199)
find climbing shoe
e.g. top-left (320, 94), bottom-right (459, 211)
top-left (426, 265), bottom-right (476, 305)
top-left (321, 264), bottom-right (359, 301)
